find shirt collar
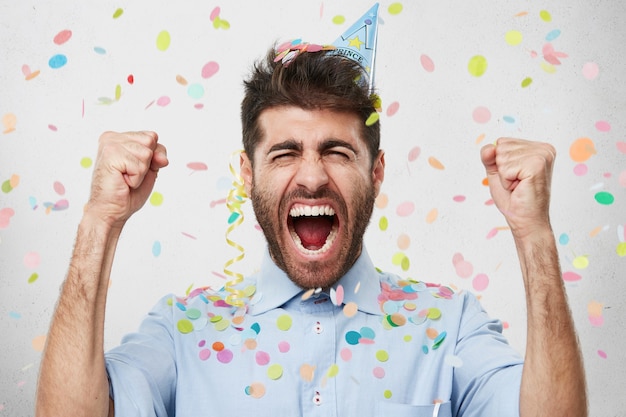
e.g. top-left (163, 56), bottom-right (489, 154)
top-left (248, 246), bottom-right (383, 316)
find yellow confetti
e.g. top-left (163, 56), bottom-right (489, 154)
top-left (539, 10), bottom-right (552, 22)
top-left (113, 8), bottom-right (123, 19)
top-left (156, 30), bottom-right (171, 51)
top-left (468, 55), bottom-right (488, 77)
top-left (332, 15), bottom-right (346, 25)
top-left (505, 30), bottom-right (523, 46)
top-left (115, 84), bottom-right (122, 101)
top-left (388, 3), bottom-right (403, 15)
top-left (80, 157), bottom-right (93, 168)
top-left (572, 255), bottom-right (589, 270)
top-left (617, 242), bottom-right (626, 257)
top-left (521, 77), bottom-right (533, 88)
top-left (540, 61), bottom-right (557, 74)
top-left (365, 112), bottom-right (380, 126)
top-left (149, 191), bottom-right (164, 206)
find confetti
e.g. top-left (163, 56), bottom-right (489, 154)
top-left (505, 30), bottom-right (523, 46)
top-left (48, 54), bottom-right (68, 69)
top-left (472, 106), bottom-right (491, 124)
top-left (53, 29), bottom-right (72, 45)
top-left (569, 138), bottom-right (596, 162)
top-left (428, 156), bottom-right (445, 170)
top-left (582, 62), bottom-right (599, 80)
top-left (113, 8), bottom-right (123, 18)
top-left (156, 30), bottom-right (171, 51)
top-left (420, 54), bottom-right (435, 72)
top-left (468, 55), bottom-right (488, 77)
top-left (201, 61), bottom-right (219, 79)
top-left (3, 113), bottom-right (16, 133)
top-left (395, 201), bottom-right (414, 217)
top-left (149, 191), bottom-right (164, 206)
top-left (388, 3), bottom-right (403, 15)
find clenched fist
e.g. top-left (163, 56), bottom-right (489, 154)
top-left (480, 138), bottom-right (556, 240)
top-left (86, 131), bottom-right (169, 229)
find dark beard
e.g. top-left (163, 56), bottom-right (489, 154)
top-left (249, 182), bottom-right (376, 289)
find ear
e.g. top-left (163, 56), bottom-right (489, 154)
top-left (240, 151), bottom-right (253, 197)
top-left (372, 150), bottom-right (385, 197)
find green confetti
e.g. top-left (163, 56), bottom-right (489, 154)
top-left (28, 273), bottom-right (39, 284)
top-left (594, 191), bottom-right (614, 205)
top-left (365, 112), bottom-right (380, 126)
top-left (521, 77), bottom-right (533, 87)
top-left (379, 216), bottom-right (388, 231)
top-left (113, 8), bottom-right (123, 19)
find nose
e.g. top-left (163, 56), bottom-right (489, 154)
top-left (294, 156), bottom-right (329, 193)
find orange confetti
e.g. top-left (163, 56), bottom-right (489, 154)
top-left (475, 133), bottom-right (486, 145)
top-left (569, 137), bottom-right (596, 162)
top-left (589, 225), bottom-right (603, 237)
top-left (425, 208), bottom-right (438, 224)
top-left (428, 156), bottom-right (445, 170)
top-left (482, 177), bottom-right (489, 186)
top-left (425, 328), bottom-right (439, 340)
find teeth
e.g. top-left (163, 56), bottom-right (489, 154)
top-left (289, 205), bottom-right (335, 217)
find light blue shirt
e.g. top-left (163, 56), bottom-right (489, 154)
top-left (106, 247), bottom-right (523, 417)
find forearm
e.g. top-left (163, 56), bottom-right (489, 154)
top-left (36, 214), bottom-right (121, 417)
top-left (516, 228), bottom-right (587, 417)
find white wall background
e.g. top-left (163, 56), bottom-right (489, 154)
top-left (1, 1), bottom-right (624, 415)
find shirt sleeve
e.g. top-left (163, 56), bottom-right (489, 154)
top-left (105, 296), bottom-right (177, 417)
top-left (451, 292), bottom-right (524, 417)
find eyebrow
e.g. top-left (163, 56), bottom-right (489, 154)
top-left (266, 139), bottom-right (358, 155)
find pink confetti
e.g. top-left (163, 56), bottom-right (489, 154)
top-left (181, 232), bottom-right (197, 239)
top-left (340, 347), bottom-right (352, 361)
top-left (187, 162), bottom-right (208, 171)
top-left (486, 227), bottom-right (499, 239)
top-left (589, 315), bottom-right (604, 327)
top-left (53, 29), bottom-right (72, 45)
top-left (201, 61), bottom-right (219, 79)
top-left (472, 106), bottom-right (491, 124)
top-left (420, 54), bottom-right (435, 72)
top-left (22, 64), bottom-right (32, 77)
top-left (619, 170), bottom-right (626, 188)
top-left (582, 62), bottom-right (599, 80)
top-left (278, 341), bottom-right (290, 353)
top-left (452, 252), bottom-right (473, 278)
top-left (597, 350), bottom-right (607, 359)
top-left (408, 146), bottom-right (421, 162)
top-left (48, 124), bottom-right (58, 131)
top-left (573, 163), bottom-right (588, 176)
top-left (616, 142), bottom-right (626, 154)
top-left (156, 96), bottom-right (171, 107)
top-left (210, 7), bottom-right (220, 21)
top-left (255, 351), bottom-right (270, 366)
top-left (452, 195), bottom-right (466, 202)
top-left (595, 120), bottom-right (611, 132)
top-left (53, 181), bottom-right (66, 195)
top-left (335, 284), bottom-right (344, 305)
top-left (386, 101), bottom-right (400, 117)
top-left (472, 273), bottom-right (489, 291)
top-left (0, 207), bottom-right (15, 229)
top-left (563, 271), bottom-right (582, 282)
top-left (23, 252), bottom-right (41, 269)
top-left (395, 201), bottom-right (415, 217)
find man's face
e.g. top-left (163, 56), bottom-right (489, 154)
top-left (241, 106), bottom-right (385, 289)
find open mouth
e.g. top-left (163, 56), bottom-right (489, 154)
top-left (288, 204), bottom-right (338, 255)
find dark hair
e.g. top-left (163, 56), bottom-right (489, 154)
top-left (241, 45), bottom-right (381, 166)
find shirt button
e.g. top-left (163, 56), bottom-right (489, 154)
top-left (313, 391), bottom-right (322, 405)
top-left (313, 321), bottom-right (323, 334)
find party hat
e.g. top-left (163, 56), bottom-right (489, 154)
top-left (331, 3), bottom-right (379, 91)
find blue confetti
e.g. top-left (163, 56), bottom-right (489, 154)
top-left (48, 54), bottom-right (68, 69)
top-left (545, 29), bottom-right (561, 41)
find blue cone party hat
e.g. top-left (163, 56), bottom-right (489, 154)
top-left (274, 3), bottom-right (379, 92)
top-left (331, 3), bottom-right (379, 92)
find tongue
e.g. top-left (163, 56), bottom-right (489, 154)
top-left (293, 217), bottom-right (333, 249)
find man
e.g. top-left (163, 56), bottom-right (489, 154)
top-left (35, 40), bottom-right (587, 417)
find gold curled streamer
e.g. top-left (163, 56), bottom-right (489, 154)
top-left (223, 150), bottom-right (248, 307)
